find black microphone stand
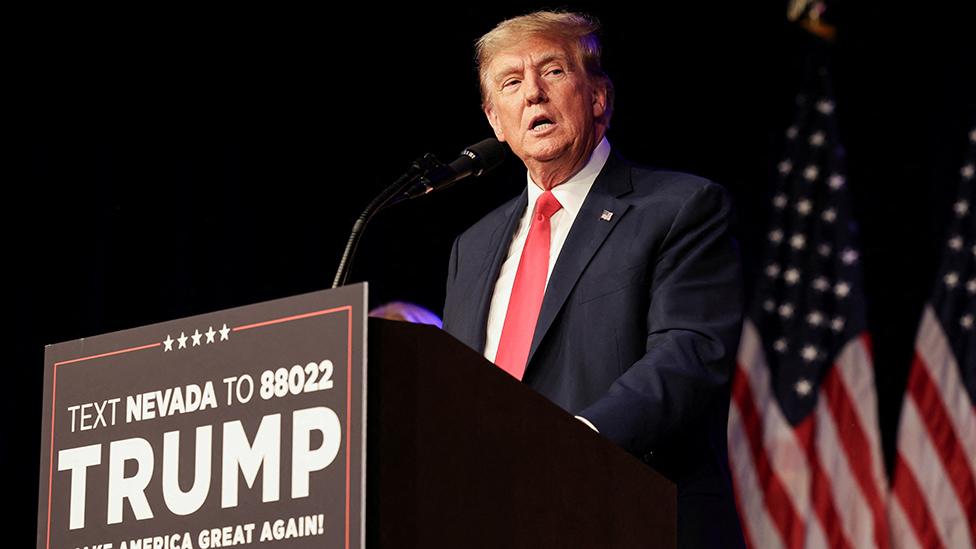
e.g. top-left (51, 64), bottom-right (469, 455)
top-left (331, 153), bottom-right (444, 288)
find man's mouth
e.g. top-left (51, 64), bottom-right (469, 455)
top-left (528, 117), bottom-right (555, 134)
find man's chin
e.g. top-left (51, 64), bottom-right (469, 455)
top-left (521, 142), bottom-right (568, 165)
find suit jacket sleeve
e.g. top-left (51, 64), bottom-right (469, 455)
top-left (578, 181), bottom-right (743, 456)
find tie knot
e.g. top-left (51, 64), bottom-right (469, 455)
top-left (534, 190), bottom-right (563, 220)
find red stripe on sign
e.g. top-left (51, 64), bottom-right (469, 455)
top-left (732, 362), bottom-right (806, 549)
top-left (233, 305), bottom-right (353, 331)
top-left (907, 352), bottom-right (976, 544)
top-left (54, 342), bottom-right (162, 367)
top-left (892, 453), bottom-right (946, 549)
top-left (821, 357), bottom-right (889, 549)
top-left (346, 308), bottom-right (352, 549)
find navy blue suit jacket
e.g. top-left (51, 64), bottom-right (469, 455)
top-left (443, 152), bottom-right (745, 547)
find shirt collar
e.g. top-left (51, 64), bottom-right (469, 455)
top-left (526, 136), bottom-right (611, 218)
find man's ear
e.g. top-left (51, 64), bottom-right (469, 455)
top-left (591, 81), bottom-right (608, 120)
top-left (484, 104), bottom-right (506, 142)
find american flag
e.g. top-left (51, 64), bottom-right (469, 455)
top-left (727, 50), bottom-right (890, 548)
top-left (889, 126), bottom-right (976, 549)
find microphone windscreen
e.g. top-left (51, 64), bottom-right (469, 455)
top-left (463, 138), bottom-right (506, 175)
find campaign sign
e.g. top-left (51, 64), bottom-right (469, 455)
top-left (36, 284), bottom-right (367, 549)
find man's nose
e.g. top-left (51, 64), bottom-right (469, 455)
top-left (523, 74), bottom-right (548, 104)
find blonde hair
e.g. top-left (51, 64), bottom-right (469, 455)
top-left (475, 10), bottom-right (614, 125)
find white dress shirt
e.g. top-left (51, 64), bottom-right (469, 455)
top-left (483, 137), bottom-right (612, 364)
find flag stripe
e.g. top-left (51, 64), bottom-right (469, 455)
top-left (729, 402), bottom-right (785, 549)
top-left (801, 513), bottom-right (829, 549)
top-left (732, 362), bottom-right (806, 549)
top-left (742, 321), bottom-right (815, 526)
top-left (907, 352), bottom-right (976, 543)
top-left (892, 453), bottom-right (947, 549)
top-left (896, 397), bottom-right (973, 548)
top-left (732, 320), bottom-right (813, 549)
top-left (915, 306), bottom-right (976, 480)
top-left (821, 340), bottom-right (889, 548)
top-left (836, 334), bottom-right (889, 495)
top-left (888, 492), bottom-right (924, 549)
top-left (798, 414), bottom-right (853, 549)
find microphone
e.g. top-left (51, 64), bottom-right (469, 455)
top-left (400, 138), bottom-right (506, 201)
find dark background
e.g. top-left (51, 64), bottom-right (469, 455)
top-left (11, 3), bottom-right (975, 545)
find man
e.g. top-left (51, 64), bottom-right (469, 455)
top-left (442, 11), bottom-right (745, 548)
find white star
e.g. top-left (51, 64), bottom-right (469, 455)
top-left (816, 99), bottom-right (835, 114)
top-left (779, 303), bottom-right (795, 319)
top-left (801, 345), bottom-right (819, 362)
top-left (949, 235), bottom-right (964, 251)
top-left (962, 315), bottom-right (974, 330)
top-left (219, 324), bottom-right (231, 341)
top-left (962, 163), bottom-right (974, 180)
top-left (766, 263), bottom-right (782, 278)
top-left (831, 316), bottom-right (846, 332)
top-left (773, 193), bottom-right (789, 209)
top-left (955, 200), bottom-right (970, 217)
top-left (818, 244), bottom-right (832, 257)
top-left (821, 208), bottom-right (837, 223)
top-left (786, 126), bottom-right (799, 139)
top-left (841, 248), bottom-right (859, 265)
top-left (967, 279), bottom-right (976, 295)
top-left (769, 229), bottom-right (784, 243)
top-left (784, 268), bottom-right (801, 285)
top-left (809, 131), bottom-right (825, 146)
top-left (764, 299), bottom-right (776, 312)
top-left (803, 165), bottom-right (820, 181)
top-left (774, 338), bottom-right (789, 353)
top-left (945, 272), bottom-right (960, 288)
top-left (790, 234), bottom-right (807, 250)
top-left (828, 173), bottom-right (846, 190)
top-left (796, 199), bottom-right (812, 215)
top-left (191, 329), bottom-right (202, 346)
top-left (163, 335), bottom-right (174, 352)
top-left (813, 277), bottom-right (831, 291)
top-left (807, 311), bottom-right (824, 327)
top-left (834, 281), bottom-right (851, 298)
top-left (177, 332), bottom-right (188, 349)
top-left (778, 160), bottom-right (794, 175)
top-left (795, 378), bottom-right (813, 396)
top-left (205, 326), bottom-right (216, 344)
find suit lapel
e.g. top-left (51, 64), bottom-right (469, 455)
top-left (526, 152), bottom-right (633, 367)
top-left (465, 191), bottom-right (528, 352)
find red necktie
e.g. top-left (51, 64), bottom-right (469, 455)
top-left (495, 190), bottom-right (563, 380)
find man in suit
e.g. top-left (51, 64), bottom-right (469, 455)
top-left (442, 11), bottom-right (745, 547)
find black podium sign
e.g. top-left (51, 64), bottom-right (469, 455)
top-left (37, 284), bottom-right (367, 549)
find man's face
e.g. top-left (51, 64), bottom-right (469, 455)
top-left (482, 35), bottom-right (607, 182)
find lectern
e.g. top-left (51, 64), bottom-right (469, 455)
top-left (367, 318), bottom-right (676, 548)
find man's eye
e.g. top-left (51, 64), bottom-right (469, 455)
top-left (502, 79), bottom-right (520, 89)
top-left (546, 68), bottom-right (564, 76)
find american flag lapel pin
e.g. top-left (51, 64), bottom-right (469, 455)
top-left (600, 210), bottom-right (614, 221)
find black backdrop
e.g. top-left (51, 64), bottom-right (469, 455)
top-left (12, 3), bottom-right (975, 545)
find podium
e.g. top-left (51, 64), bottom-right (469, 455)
top-left (38, 286), bottom-right (674, 549)
top-left (367, 318), bottom-right (676, 548)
